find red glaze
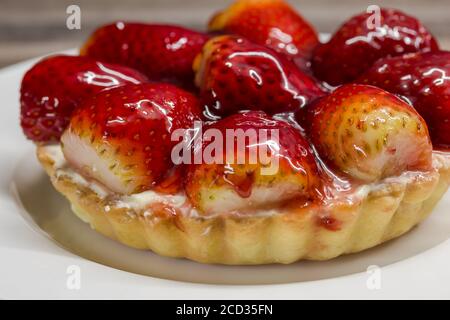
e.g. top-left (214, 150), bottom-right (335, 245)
top-left (208, 0), bottom-right (319, 70)
top-left (62, 83), bottom-right (202, 194)
top-left (153, 166), bottom-right (186, 194)
top-left (357, 51), bottom-right (450, 148)
top-left (312, 8), bottom-right (438, 86)
top-left (185, 111), bottom-right (321, 214)
top-left (317, 216), bottom-right (342, 231)
top-left (307, 84), bottom-right (433, 182)
top-left (194, 35), bottom-right (325, 119)
top-left (81, 22), bottom-right (209, 89)
top-left (20, 55), bottom-right (148, 142)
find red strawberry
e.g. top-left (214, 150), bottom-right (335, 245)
top-left (308, 84), bottom-right (432, 181)
top-left (185, 111), bottom-right (320, 215)
top-left (20, 55), bottom-right (148, 142)
top-left (312, 8), bottom-right (438, 86)
top-left (81, 22), bottom-right (209, 89)
top-left (194, 35), bottom-right (325, 119)
top-left (357, 51), bottom-right (450, 148)
top-left (61, 83), bottom-right (202, 194)
top-left (209, 0), bottom-right (319, 70)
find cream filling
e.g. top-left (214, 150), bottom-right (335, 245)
top-left (42, 144), bottom-right (450, 219)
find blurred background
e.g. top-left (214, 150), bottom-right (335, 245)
top-left (1, 0), bottom-right (450, 68)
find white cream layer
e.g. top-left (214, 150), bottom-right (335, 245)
top-left (42, 144), bottom-right (449, 219)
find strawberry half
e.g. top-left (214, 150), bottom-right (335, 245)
top-left (308, 84), bottom-right (432, 182)
top-left (81, 22), bottom-right (208, 89)
top-left (209, 0), bottom-right (318, 70)
top-left (312, 8), bottom-right (438, 86)
top-left (20, 55), bottom-right (148, 142)
top-left (185, 111), bottom-right (320, 215)
top-left (357, 51), bottom-right (450, 148)
top-left (61, 83), bottom-right (202, 195)
top-left (194, 35), bottom-right (325, 119)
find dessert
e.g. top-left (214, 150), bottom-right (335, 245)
top-left (20, 0), bottom-right (450, 265)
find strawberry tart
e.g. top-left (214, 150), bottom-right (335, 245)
top-left (20, 0), bottom-right (450, 264)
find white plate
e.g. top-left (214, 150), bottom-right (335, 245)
top-left (1, 52), bottom-right (450, 299)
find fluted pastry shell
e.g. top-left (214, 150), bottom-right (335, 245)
top-left (36, 145), bottom-right (450, 265)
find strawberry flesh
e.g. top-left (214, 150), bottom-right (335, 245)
top-left (185, 111), bottom-right (320, 214)
top-left (62, 83), bottom-right (202, 194)
top-left (307, 84), bottom-right (432, 181)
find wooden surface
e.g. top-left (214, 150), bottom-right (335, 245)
top-left (1, 0), bottom-right (450, 68)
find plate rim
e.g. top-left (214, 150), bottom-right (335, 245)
top-left (1, 50), bottom-right (450, 299)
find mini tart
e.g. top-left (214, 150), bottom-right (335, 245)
top-left (37, 145), bottom-right (450, 265)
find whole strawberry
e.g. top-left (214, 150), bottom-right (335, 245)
top-left (81, 22), bottom-right (208, 89)
top-left (61, 83), bottom-right (202, 194)
top-left (185, 111), bottom-right (320, 215)
top-left (357, 51), bottom-right (450, 148)
top-left (209, 0), bottom-right (318, 70)
top-left (194, 35), bottom-right (325, 119)
top-left (312, 8), bottom-right (438, 86)
top-left (20, 55), bottom-right (148, 142)
top-left (308, 84), bottom-right (432, 181)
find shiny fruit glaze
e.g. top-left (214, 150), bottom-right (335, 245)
top-left (357, 51), bottom-right (450, 149)
top-left (209, 0), bottom-right (318, 71)
top-left (81, 22), bottom-right (209, 90)
top-left (306, 84), bottom-right (432, 182)
top-left (20, 55), bottom-right (148, 142)
top-left (194, 35), bottom-right (325, 119)
top-left (185, 111), bottom-right (321, 215)
top-left (61, 83), bottom-right (202, 195)
top-left (312, 8), bottom-right (438, 86)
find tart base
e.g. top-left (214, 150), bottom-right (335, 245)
top-left (37, 145), bottom-right (450, 265)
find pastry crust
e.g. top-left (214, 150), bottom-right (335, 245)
top-left (37, 145), bottom-right (450, 265)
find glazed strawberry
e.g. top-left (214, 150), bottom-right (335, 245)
top-left (209, 0), bottom-right (318, 70)
top-left (61, 83), bottom-right (201, 194)
top-left (81, 22), bottom-right (208, 89)
top-left (185, 111), bottom-right (320, 214)
top-left (357, 51), bottom-right (450, 148)
top-left (312, 8), bottom-right (438, 86)
top-left (194, 35), bottom-right (325, 119)
top-left (20, 55), bottom-right (148, 142)
top-left (308, 84), bottom-right (432, 181)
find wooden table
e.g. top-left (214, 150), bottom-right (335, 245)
top-left (1, 0), bottom-right (449, 68)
